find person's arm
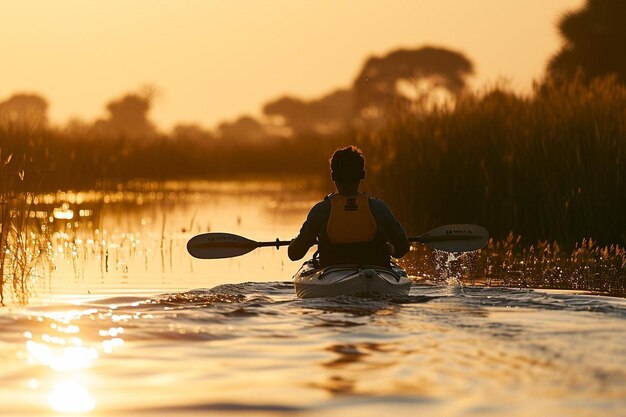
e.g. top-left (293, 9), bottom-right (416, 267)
top-left (288, 236), bottom-right (311, 261)
top-left (377, 200), bottom-right (410, 258)
top-left (288, 201), bottom-right (328, 261)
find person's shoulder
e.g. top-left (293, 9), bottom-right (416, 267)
top-left (312, 199), bottom-right (329, 209)
top-left (365, 194), bottom-right (389, 207)
top-left (366, 195), bottom-right (395, 215)
top-left (308, 195), bottom-right (332, 213)
top-left (319, 193), bottom-right (336, 205)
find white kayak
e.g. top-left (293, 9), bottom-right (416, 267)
top-left (293, 260), bottom-right (411, 298)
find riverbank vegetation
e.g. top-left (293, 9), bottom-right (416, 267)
top-left (365, 75), bottom-right (625, 246)
top-left (0, 152), bottom-right (50, 304)
top-left (2, 75), bottom-right (625, 304)
top-left (0, 125), bottom-right (346, 190)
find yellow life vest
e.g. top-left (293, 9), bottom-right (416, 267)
top-left (326, 193), bottom-right (377, 244)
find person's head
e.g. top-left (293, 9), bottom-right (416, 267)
top-left (330, 146), bottom-right (365, 187)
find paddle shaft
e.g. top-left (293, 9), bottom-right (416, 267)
top-left (257, 239), bottom-right (291, 249)
top-left (255, 234), bottom-right (480, 247)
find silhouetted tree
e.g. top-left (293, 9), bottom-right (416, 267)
top-left (217, 115), bottom-right (267, 142)
top-left (263, 89), bottom-right (353, 136)
top-left (93, 92), bottom-right (157, 139)
top-left (353, 46), bottom-right (473, 119)
top-left (0, 93), bottom-right (48, 130)
top-left (548, 0), bottom-right (626, 84)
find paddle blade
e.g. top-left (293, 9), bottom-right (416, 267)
top-left (187, 232), bottom-right (259, 259)
top-left (414, 224), bottom-right (489, 253)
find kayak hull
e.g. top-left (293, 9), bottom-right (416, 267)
top-left (293, 261), bottom-right (411, 298)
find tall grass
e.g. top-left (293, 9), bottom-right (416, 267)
top-left (0, 148), bottom-right (47, 304)
top-left (365, 76), bottom-right (626, 246)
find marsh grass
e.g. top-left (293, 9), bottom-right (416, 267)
top-left (365, 75), bottom-right (626, 246)
top-left (403, 238), bottom-right (626, 297)
top-left (0, 149), bottom-right (49, 304)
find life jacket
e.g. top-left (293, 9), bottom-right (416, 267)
top-left (318, 193), bottom-right (390, 267)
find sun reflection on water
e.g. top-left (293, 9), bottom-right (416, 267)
top-left (49, 380), bottom-right (96, 413)
top-left (26, 341), bottom-right (99, 371)
top-left (23, 310), bottom-right (127, 415)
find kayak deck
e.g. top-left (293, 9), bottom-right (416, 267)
top-left (293, 260), bottom-right (411, 298)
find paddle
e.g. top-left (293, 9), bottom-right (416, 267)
top-left (187, 224), bottom-right (488, 259)
top-left (408, 224), bottom-right (489, 253)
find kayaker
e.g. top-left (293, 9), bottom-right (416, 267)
top-left (288, 145), bottom-right (410, 267)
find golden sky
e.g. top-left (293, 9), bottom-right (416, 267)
top-left (1, 0), bottom-right (584, 130)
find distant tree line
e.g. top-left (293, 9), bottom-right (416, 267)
top-left (0, 45), bottom-right (474, 144)
top-left (0, 45), bottom-right (475, 191)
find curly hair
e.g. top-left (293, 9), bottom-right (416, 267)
top-left (330, 145), bottom-right (365, 182)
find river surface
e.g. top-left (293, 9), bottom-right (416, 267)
top-left (0, 181), bottom-right (625, 417)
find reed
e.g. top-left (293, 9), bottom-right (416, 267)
top-left (364, 75), bottom-right (626, 246)
top-left (0, 147), bottom-right (46, 304)
top-left (402, 237), bottom-right (626, 297)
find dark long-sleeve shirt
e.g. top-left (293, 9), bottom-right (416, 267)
top-left (288, 196), bottom-right (410, 261)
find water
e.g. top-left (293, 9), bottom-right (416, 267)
top-left (1, 181), bottom-right (625, 416)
